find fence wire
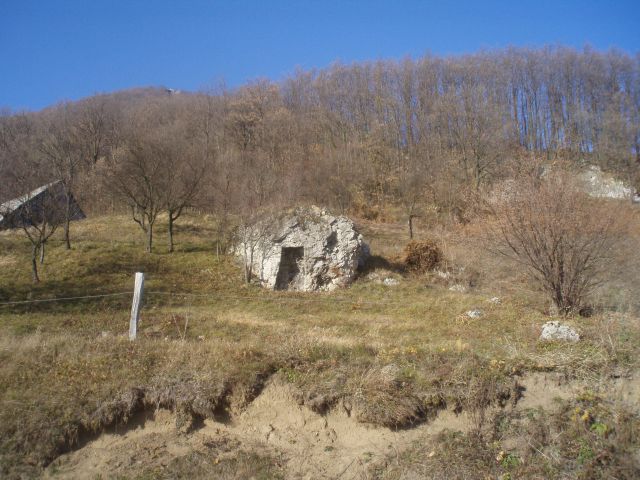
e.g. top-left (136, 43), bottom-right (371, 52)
top-left (0, 292), bottom-right (132, 306)
top-left (0, 288), bottom-right (413, 309)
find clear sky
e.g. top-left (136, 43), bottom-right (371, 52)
top-left (1, 0), bottom-right (639, 111)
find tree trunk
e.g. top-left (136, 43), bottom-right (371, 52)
top-left (146, 224), bottom-right (153, 253)
top-left (243, 245), bottom-right (253, 283)
top-left (64, 217), bottom-right (71, 250)
top-left (408, 215), bottom-right (414, 239)
top-left (40, 241), bottom-right (45, 264)
top-left (168, 213), bottom-right (174, 253)
top-left (31, 244), bottom-right (40, 283)
top-left (64, 194), bottom-right (71, 250)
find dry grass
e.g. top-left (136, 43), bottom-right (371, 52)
top-left (0, 212), bottom-right (639, 478)
top-left (373, 392), bottom-right (640, 479)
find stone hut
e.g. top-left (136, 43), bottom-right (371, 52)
top-left (237, 206), bottom-right (369, 292)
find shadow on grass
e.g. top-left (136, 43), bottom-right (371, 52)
top-left (359, 254), bottom-right (406, 275)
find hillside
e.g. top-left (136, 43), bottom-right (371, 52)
top-left (1, 212), bottom-right (639, 479)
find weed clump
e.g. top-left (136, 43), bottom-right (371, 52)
top-left (403, 239), bottom-right (442, 273)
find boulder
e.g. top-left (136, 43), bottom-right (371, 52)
top-left (236, 206), bottom-right (369, 292)
top-left (539, 321), bottom-right (580, 342)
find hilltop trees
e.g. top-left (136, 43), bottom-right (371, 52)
top-left (107, 98), bottom-right (208, 253)
top-left (160, 104), bottom-right (208, 253)
top-left (108, 127), bottom-right (165, 253)
top-left (39, 105), bottom-right (86, 250)
top-left (1, 46), bottom-right (638, 248)
top-left (38, 98), bottom-right (116, 249)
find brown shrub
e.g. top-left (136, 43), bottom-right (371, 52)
top-left (403, 239), bottom-right (442, 273)
top-left (487, 166), bottom-right (627, 315)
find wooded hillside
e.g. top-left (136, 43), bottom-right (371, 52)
top-left (2, 46), bottom-right (638, 224)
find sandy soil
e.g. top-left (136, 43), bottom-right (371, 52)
top-left (46, 374), bottom-right (639, 479)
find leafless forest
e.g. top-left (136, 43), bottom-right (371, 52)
top-left (2, 46), bottom-right (639, 242)
top-left (2, 46), bottom-right (640, 479)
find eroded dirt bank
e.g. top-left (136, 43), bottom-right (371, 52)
top-left (45, 373), bottom-right (640, 479)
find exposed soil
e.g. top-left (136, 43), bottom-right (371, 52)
top-left (45, 374), bottom-right (640, 479)
top-left (46, 378), bottom-right (470, 479)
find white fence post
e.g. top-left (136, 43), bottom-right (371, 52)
top-left (129, 272), bottom-right (144, 341)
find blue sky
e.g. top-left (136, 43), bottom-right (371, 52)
top-left (1, 0), bottom-right (639, 111)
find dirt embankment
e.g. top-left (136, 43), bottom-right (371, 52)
top-left (46, 373), bottom-right (640, 479)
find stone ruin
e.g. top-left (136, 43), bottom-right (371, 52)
top-left (236, 206), bottom-right (369, 292)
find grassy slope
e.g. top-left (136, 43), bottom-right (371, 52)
top-left (0, 214), bottom-right (638, 479)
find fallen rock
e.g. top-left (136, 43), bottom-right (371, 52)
top-left (435, 270), bottom-right (451, 279)
top-left (383, 278), bottom-right (399, 286)
top-left (449, 284), bottom-right (467, 293)
top-left (488, 297), bottom-right (501, 304)
top-left (466, 309), bottom-right (483, 319)
top-left (366, 271), bottom-right (381, 282)
top-left (539, 321), bottom-right (580, 342)
top-left (235, 206), bottom-right (369, 292)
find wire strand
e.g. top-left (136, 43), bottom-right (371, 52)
top-left (145, 290), bottom-right (408, 307)
top-left (0, 288), bottom-right (415, 309)
top-left (0, 292), bottom-right (131, 306)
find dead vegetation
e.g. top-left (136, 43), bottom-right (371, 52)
top-left (0, 214), bottom-right (639, 478)
top-left (373, 391), bottom-right (640, 480)
top-left (488, 166), bottom-right (630, 315)
top-left (402, 239), bottom-right (442, 274)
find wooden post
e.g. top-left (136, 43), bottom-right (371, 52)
top-left (129, 272), bottom-right (144, 341)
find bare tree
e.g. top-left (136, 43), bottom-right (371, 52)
top-left (107, 134), bottom-right (165, 253)
top-left (396, 156), bottom-right (432, 238)
top-left (488, 165), bottom-right (624, 314)
top-left (39, 105), bottom-right (85, 250)
top-left (1, 179), bottom-right (65, 283)
top-left (164, 166), bottom-right (204, 252)
top-left (160, 135), bottom-right (207, 252)
top-left (75, 96), bottom-right (117, 165)
top-left (21, 187), bottom-right (65, 282)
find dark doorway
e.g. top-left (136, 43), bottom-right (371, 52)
top-left (275, 247), bottom-right (304, 290)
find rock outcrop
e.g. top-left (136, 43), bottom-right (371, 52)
top-left (579, 165), bottom-right (634, 200)
top-left (236, 206), bottom-right (369, 292)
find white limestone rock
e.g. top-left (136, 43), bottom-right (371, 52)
top-left (449, 284), bottom-right (467, 293)
top-left (466, 309), bottom-right (483, 318)
top-left (236, 206), bottom-right (369, 292)
top-left (539, 321), bottom-right (580, 342)
top-left (579, 165), bottom-right (633, 200)
top-left (435, 270), bottom-right (451, 279)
